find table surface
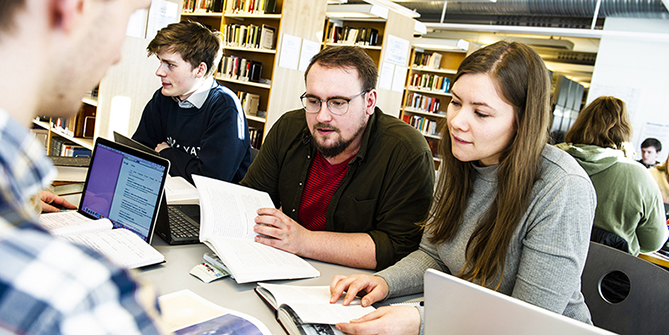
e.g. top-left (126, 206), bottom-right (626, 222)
top-left (138, 235), bottom-right (419, 334)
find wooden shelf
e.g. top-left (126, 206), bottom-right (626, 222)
top-left (33, 119), bottom-right (94, 151)
top-left (223, 45), bottom-right (277, 54)
top-left (215, 75), bottom-right (271, 89)
top-left (403, 107), bottom-right (446, 118)
top-left (224, 13), bottom-right (281, 19)
top-left (411, 66), bottom-right (457, 75)
top-left (182, 12), bottom-right (223, 17)
top-left (246, 114), bottom-right (266, 123)
top-left (324, 42), bottom-right (382, 50)
top-left (407, 86), bottom-right (452, 97)
top-left (82, 94), bottom-right (98, 107)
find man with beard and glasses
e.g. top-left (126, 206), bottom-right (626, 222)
top-left (239, 46), bottom-right (435, 270)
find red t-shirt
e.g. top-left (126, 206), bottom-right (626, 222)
top-left (298, 152), bottom-right (353, 231)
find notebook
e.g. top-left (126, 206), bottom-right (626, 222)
top-left (78, 137), bottom-right (170, 244)
top-left (113, 131), bottom-right (201, 244)
top-left (423, 269), bottom-right (614, 335)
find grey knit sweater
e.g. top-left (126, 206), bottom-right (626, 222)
top-left (377, 145), bottom-right (596, 333)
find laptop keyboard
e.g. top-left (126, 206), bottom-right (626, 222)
top-left (167, 206), bottom-right (199, 238)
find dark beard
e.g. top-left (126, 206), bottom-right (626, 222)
top-left (315, 136), bottom-right (355, 158)
top-left (313, 121), bottom-right (366, 158)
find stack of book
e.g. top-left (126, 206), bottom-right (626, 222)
top-left (50, 137), bottom-right (91, 158)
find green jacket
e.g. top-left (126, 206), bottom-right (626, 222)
top-left (241, 108), bottom-right (435, 269)
top-left (557, 143), bottom-right (668, 255)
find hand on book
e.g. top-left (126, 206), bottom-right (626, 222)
top-left (330, 274), bottom-right (389, 307)
top-left (40, 190), bottom-right (77, 213)
top-left (253, 207), bottom-right (310, 255)
top-left (334, 305), bottom-right (420, 335)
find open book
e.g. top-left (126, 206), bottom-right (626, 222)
top-left (192, 175), bottom-right (320, 284)
top-left (255, 283), bottom-right (375, 335)
top-left (39, 211), bottom-right (164, 269)
top-left (159, 289), bottom-right (271, 334)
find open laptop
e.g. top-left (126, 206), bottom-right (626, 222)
top-left (113, 131), bottom-right (201, 244)
top-left (424, 269), bottom-right (614, 335)
top-left (77, 137), bottom-right (170, 244)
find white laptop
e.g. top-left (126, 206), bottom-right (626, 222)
top-left (424, 269), bottom-right (614, 335)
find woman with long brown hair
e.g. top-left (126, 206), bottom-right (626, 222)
top-left (329, 41), bottom-right (597, 335)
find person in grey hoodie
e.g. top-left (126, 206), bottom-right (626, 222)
top-left (557, 96), bottom-right (668, 257)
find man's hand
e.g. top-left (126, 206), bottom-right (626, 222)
top-left (253, 207), bottom-right (311, 255)
top-left (40, 191), bottom-right (77, 213)
top-left (155, 142), bottom-right (170, 152)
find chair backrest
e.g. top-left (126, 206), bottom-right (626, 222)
top-left (581, 241), bottom-right (669, 335)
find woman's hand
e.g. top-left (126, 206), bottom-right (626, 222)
top-left (330, 274), bottom-right (389, 307)
top-left (335, 306), bottom-right (420, 335)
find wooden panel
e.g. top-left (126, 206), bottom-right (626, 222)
top-left (375, 10), bottom-right (415, 118)
top-left (96, 36), bottom-right (161, 140)
top-left (264, 0), bottom-right (328, 134)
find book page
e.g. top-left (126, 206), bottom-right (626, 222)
top-left (62, 228), bottom-right (163, 269)
top-left (159, 289), bottom-right (271, 335)
top-left (39, 211), bottom-right (112, 236)
top-left (193, 175), bottom-right (274, 241)
top-left (205, 237), bottom-right (319, 284)
top-left (258, 284), bottom-right (374, 325)
top-left (165, 176), bottom-right (199, 205)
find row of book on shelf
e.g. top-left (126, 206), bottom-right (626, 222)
top-left (237, 91), bottom-right (261, 117)
top-left (220, 55), bottom-right (263, 82)
top-left (402, 114), bottom-right (441, 138)
top-left (50, 136), bottom-right (92, 158)
top-left (249, 127), bottom-right (263, 149)
top-left (182, 0), bottom-right (223, 13)
top-left (413, 51), bottom-right (444, 69)
top-left (222, 23), bottom-right (275, 50)
top-left (325, 21), bottom-right (380, 46)
top-left (406, 92), bottom-right (444, 115)
top-left (409, 73), bottom-right (452, 94)
top-left (224, 0), bottom-right (277, 14)
top-left (183, 0), bottom-right (277, 14)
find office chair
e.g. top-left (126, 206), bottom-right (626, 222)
top-left (581, 242), bottom-right (669, 335)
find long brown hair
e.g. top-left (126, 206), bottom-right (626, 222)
top-left (424, 41), bottom-right (551, 288)
top-left (564, 96), bottom-right (631, 149)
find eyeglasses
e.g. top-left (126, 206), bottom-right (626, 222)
top-left (300, 90), bottom-right (369, 116)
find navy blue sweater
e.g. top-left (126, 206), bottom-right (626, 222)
top-left (133, 81), bottom-right (251, 184)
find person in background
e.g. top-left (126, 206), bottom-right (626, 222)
top-left (329, 41), bottom-right (597, 335)
top-left (649, 155), bottom-right (669, 205)
top-left (0, 0), bottom-right (167, 333)
top-left (639, 137), bottom-right (662, 168)
top-left (133, 21), bottom-right (251, 184)
top-left (240, 46), bottom-right (435, 270)
top-left (557, 96), bottom-right (667, 256)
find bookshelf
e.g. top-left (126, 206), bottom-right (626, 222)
top-left (322, 10), bottom-right (416, 118)
top-left (182, 0), bottom-right (328, 149)
top-left (400, 46), bottom-right (469, 168)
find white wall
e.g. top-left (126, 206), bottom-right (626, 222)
top-left (588, 18), bottom-right (669, 163)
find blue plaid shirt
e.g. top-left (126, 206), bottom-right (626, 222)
top-left (0, 110), bottom-right (165, 334)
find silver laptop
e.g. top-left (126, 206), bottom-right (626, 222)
top-left (424, 269), bottom-right (614, 335)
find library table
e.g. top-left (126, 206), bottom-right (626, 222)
top-left (139, 236), bottom-right (419, 334)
